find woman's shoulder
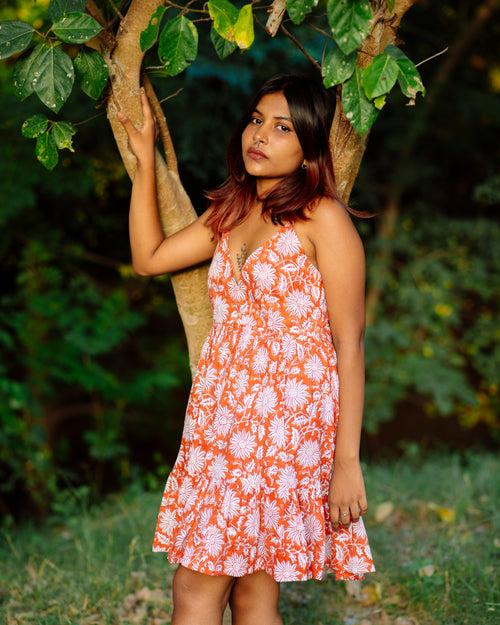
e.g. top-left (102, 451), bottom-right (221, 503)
top-left (302, 196), bottom-right (360, 246)
top-left (304, 196), bottom-right (350, 227)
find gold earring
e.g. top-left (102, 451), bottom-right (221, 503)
top-left (301, 161), bottom-right (307, 169)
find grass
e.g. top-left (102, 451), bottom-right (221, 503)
top-left (1, 448), bottom-right (498, 625)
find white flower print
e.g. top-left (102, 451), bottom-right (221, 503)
top-left (213, 405), bottom-right (233, 436)
top-left (320, 395), bottom-right (335, 425)
top-left (281, 334), bottom-right (297, 361)
top-left (200, 363), bottom-right (218, 392)
top-left (252, 346), bottom-right (269, 374)
top-left (297, 440), bottom-right (320, 467)
top-left (263, 498), bottom-right (280, 530)
top-left (187, 445), bottom-right (206, 474)
top-left (266, 309), bottom-right (286, 333)
top-left (244, 509), bottom-right (260, 537)
top-left (269, 416), bottom-right (287, 448)
top-left (234, 370), bottom-right (250, 397)
top-left (159, 509), bottom-right (176, 535)
top-left (284, 377), bottom-right (309, 409)
top-left (240, 473), bottom-right (262, 495)
top-left (229, 430), bottom-right (257, 459)
top-left (285, 289), bottom-right (313, 318)
top-left (228, 279), bottom-right (246, 302)
top-left (209, 454), bottom-right (228, 484)
top-left (226, 553), bottom-right (249, 576)
top-left (221, 488), bottom-right (240, 519)
top-left (213, 295), bottom-right (228, 323)
top-left (345, 556), bottom-right (371, 575)
top-left (304, 354), bottom-right (325, 382)
top-left (275, 229), bottom-right (300, 256)
top-left (274, 560), bottom-right (299, 582)
top-left (256, 386), bottom-right (278, 417)
top-left (252, 261), bottom-right (277, 290)
top-left (286, 515), bottom-right (307, 545)
top-left (304, 513), bottom-right (323, 542)
top-left (238, 324), bottom-right (254, 351)
top-left (204, 526), bottom-right (224, 556)
top-left (174, 526), bottom-right (189, 549)
top-left (200, 507), bottom-right (213, 530)
top-left (277, 465), bottom-right (298, 499)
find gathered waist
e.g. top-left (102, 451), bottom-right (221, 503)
top-left (212, 317), bottom-right (331, 337)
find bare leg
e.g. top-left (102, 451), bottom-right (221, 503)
top-left (171, 564), bottom-right (236, 625)
top-left (228, 569), bottom-right (283, 625)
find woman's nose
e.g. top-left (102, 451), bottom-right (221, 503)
top-left (253, 125), bottom-right (268, 143)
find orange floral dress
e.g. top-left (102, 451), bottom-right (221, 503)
top-left (152, 222), bottom-right (376, 582)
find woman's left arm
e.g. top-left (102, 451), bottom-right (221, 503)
top-left (309, 198), bottom-right (368, 532)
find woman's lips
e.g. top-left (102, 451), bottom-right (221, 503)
top-left (247, 148), bottom-right (268, 160)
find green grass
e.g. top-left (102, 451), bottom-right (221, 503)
top-left (1, 448), bottom-right (498, 625)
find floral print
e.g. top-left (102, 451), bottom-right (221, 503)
top-left (152, 222), bottom-right (376, 582)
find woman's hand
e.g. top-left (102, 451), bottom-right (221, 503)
top-left (328, 456), bottom-right (369, 531)
top-left (117, 87), bottom-right (159, 167)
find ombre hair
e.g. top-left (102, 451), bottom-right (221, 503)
top-left (203, 72), bottom-right (374, 240)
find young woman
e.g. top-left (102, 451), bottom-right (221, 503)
top-left (118, 72), bottom-right (376, 625)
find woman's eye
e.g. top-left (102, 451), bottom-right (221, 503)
top-left (250, 117), bottom-right (290, 133)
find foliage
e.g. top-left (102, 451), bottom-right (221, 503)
top-left (363, 209), bottom-right (500, 437)
top-left (0, 235), bottom-right (186, 517)
top-left (0, 0), bottom-right (426, 169)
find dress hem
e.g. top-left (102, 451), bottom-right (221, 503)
top-left (152, 546), bottom-right (376, 583)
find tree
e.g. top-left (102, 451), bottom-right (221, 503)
top-left (0, 0), bottom-right (424, 375)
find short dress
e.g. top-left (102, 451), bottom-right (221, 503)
top-left (152, 221), bottom-right (376, 582)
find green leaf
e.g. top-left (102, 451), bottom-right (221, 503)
top-left (21, 113), bottom-right (49, 138)
top-left (321, 41), bottom-right (356, 87)
top-left (48, 0), bottom-right (86, 23)
top-left (52, 121), bottom-right (76, 152)
top-left (158, 15), bottom-right (198, 77)
top-left (27, 42), bottom-right (74, 112)
top-left (207, 0), bottom-right (239, 42)
top-left (140, 5), bottom-right (166, 53)
top-left (234, 4), bottom-right (254, 49)
top-left (386, 45), bottom-right (426, 102)
top-left (13, 44), bottom-right (47, 100)
top-left (341, 65), bottom-right (379, 134)
top-left (373, 94), bottom-right (387, 110)
top-left (73, 48), bottom-right (109, 99)
top-left (286, 0), bottom-right (318, 26)
top-left (386, 0), bottom-right (396, 12)
top-left (0, 20), bottom-right (34, 60)
top-left (35, 131), bottom-right (59, 170)
top-left (210, 26), bottom-right (237, 59)
top-left (361, 51), bottom-right (400, 99)
top-left (327, 0), bottom-right (372, 56)
top-left (51, 11), bottom-right (102, 44)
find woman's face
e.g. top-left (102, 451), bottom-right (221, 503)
top-left (241, 91), bottom-right (305, 190)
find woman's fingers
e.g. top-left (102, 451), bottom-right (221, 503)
top-left (117, 110), bottom-right (137, 136)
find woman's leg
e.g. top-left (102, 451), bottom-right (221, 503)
top-left (228, 569), bottom-right (283, 625)
top-left (171, 564), bottom-right (236, 625)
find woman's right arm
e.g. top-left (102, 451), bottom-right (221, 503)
top-left (118, 88), bottom-right (218, 277)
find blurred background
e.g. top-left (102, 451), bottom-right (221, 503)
top-left (0, 1), bottom-right (498, 624)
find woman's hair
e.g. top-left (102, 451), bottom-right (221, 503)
top-left (203, 72), bottom-right (375, 239)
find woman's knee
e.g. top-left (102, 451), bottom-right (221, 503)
top-left (229, 570), bottom-right (280, 613)
top-left (172, 564), bottom-right (235, 612)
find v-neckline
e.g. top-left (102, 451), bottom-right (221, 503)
top-left (224, 223), bottom-right (289, 285)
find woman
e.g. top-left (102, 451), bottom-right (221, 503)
top-left (118, 72), bottom-right (376, 625)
